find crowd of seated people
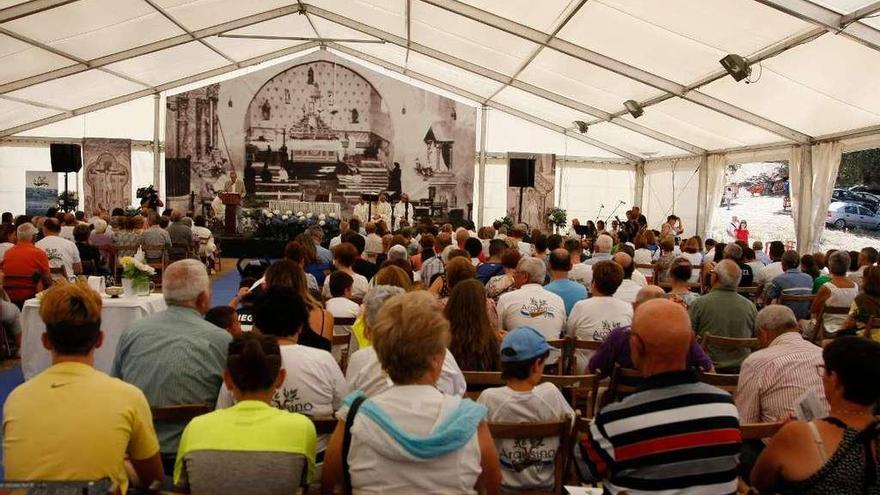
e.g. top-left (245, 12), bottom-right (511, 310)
top-left (3, 205), bottom-right (880, 494)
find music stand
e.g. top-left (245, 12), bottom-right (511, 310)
top-left (361, 193), bottom-right (379, 221)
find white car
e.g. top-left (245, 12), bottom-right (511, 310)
top-left (826, 201), bottom-right (880, 230)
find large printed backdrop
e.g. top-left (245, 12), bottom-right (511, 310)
top-left (165, 51), bottom-right (475, 218)
top-left (83, 138), bottom-right (131, 216)
top-left (507, 154), bottom-right (556, 231)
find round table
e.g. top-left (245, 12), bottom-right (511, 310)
top-left (20, 293), bottom-right (167, 379)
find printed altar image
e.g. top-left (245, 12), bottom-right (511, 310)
top-left (165, 51), bottom-right (476, 228)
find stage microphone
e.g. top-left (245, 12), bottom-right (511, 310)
top-left (618, 200), bottom-right (626, 204)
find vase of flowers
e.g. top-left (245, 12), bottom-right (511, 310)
top-left (547, 207), bottom-right (568, 234)
top-left (120, 248), bottom-right (155, 297)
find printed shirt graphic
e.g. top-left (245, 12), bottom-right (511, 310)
top-left (567, 297), bottom-right (633, 373)
top-left (477, 383), bottom-right (574, 491)
top-left (497, 285), bottom-right (567, 343)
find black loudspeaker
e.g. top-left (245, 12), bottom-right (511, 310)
top-left (50, 143), bottom-right (82, 173)
top-left (509, 157), bottom-right (535, 188)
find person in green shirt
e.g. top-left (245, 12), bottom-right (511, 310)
top-left (174, 334), bottom-right (317, 494)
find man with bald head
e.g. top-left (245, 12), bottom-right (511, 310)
top-left (611, 252), bottom-right (641, 303)
top-left (689, 259), bottom-right (757, 372)
top-left (577, 299), bottom-right (741, 493)
top-left (588, 286), bottom-right (712, 378)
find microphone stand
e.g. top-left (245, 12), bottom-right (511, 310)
top-left (605, 201), bottom-right (625, 224)
top-left (595, 204), bottom-right (604, 224)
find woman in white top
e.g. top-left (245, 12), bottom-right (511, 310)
top-left (632, 231), bottom-right (654, 279)
top-left (215, 285), bottom-right (347, 476)
top-left (323, 291), bottom-right (501, 495)
top-left (680, 237), bottom-right (704, 284)
top-left (811, 250), bottom-right (859, 335)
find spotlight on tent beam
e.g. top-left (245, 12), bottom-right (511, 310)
top-left (574, 120), bottom-right (589, 134)
top-left (720, 54), bottom-right (751, 82)
top-left (623, 100), bottom-right (643, 119)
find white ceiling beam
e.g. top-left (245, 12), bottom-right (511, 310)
top-left (326, 42), bottom-right (643, 162)
top-left (305, 4), bottom-right (701, 155)
top-left (0, 2), bottom-right (306, 94)
top-left (0, 41), bottom-right (321, 137)
top-left (754, 0), bottom-right (880, 52)
top-left (419, 0), bottom-right (813, 143)
top-left (141, 0), bottom-right (239, 66)
top-left (0, 0), bottom-right (77, 23)
top-left (0, 26), bottom-right (155, 92)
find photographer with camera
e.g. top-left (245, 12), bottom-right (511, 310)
top-left (138, 185), bottom-right (163, 212)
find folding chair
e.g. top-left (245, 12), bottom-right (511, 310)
top-left (606, 365), bottom-right (642, 403)
top-left (698, 371), bottom-right (740, 395)
top-left (736, 286), bottom-right (761, 305)
top-left (487, 420), bottom-right (572, 495)
top-left (569, 339), bottom-right (602, 375)
top-left (740, 422), bottom-right (783, 441)
top-left (310, 416), bottom-right (339, 436)
top-left (635, 263), bottom-right (656, 285)
top-left (700, 334), bottom-right (761, 353)
top-left (541, 374), bottom-right (601, 419)
top-left (462, 371), bottom-right (505, 400)
top-left (814, 305), bottom-right (852, 344)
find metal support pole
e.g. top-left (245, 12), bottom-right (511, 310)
top-left (477, 105), bottom-right (488, 227)
top-left (153, 94), bottom-right (161, 193)
top-left (796, 145), bottom-right (814, 252)
top-left (696, 154), bottom-right (708, 237)
top-left (633, 161), bottom-right (645, 209)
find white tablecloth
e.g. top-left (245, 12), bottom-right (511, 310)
top-left (266, 200), bottom-right (340, 218)
top-left (21, 293), bottom-right (167, 379)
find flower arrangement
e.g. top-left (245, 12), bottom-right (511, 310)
top-left (547, 207), bottom-right (567, 231)
top-left (494, 215), bottom-right (514, 230)
top-left (243, 209), bottom-right (341, 242)
top-left (120, 251), bottom-right (155, 282)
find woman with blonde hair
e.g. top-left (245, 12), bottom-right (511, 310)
top-left (444, 279), bottom-right (500, 372)
top-left (373, 265), bottom-right (411, 290)
top-left (323, 291), bottom-right (501, 495)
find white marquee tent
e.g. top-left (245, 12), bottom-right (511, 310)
top-left (1, 0), bottom-right (880, 251)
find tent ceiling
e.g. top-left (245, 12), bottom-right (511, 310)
top-left (0, 0), bottom-right (877, 162)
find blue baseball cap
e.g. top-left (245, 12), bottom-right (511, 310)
top-left (500, 327), bottom-right (551, 363)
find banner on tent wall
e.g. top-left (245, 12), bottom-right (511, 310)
top-left (506, 153), bottom-right (556, 231)
top-left (82, 138), bottom-right (131, 216)
top-left (24, 171), bottom-right (58, 216)
top-left (165, 51), bottom-right (476, 220)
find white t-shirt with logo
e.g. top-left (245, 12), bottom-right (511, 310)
top-left (567, 296), bottom-right (633, 373)
top-left (325, 297), bottom-right (360, 319)
top-left (613, 279), bottom-right (641, 304)
top-left (215, 343), bottom-right (348, 453)
top-left (345, 347), bottom-right (465, 398)
top-left (496, 284), bottom-right (567, 364)
top-left (321, 271), bottom-right (369, 300)
top-left (568, 263), bottom-right (592, 291)
top-left (477, 383), bottom-right (575, 491)
top-left (36, 235), bottom-right (80, 278)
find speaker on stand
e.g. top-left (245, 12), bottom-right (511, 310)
top-left (508, 156), bottom-right (536, 224)
top-left (50, 143), bottom-right (83, 212)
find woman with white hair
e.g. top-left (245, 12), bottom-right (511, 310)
top-left (344, 286), bottom-right (465, 398)
top-left (811, 250), bottom-right (858, 336)
top-left (323, 291), bottom-right (501, 495)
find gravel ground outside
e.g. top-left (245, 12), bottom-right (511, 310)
top-left (707, 193), bottom-right (880, 252)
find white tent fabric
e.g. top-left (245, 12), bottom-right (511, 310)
top-left (809, 141), bottom-right (845, 249)
top-left (703, 153), bottom-right (729, 240)
top-left (0, 0), bottom-right (876, 160)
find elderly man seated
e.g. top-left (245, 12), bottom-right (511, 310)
top-left (689, 259), bottom-right (757, 373)
top-left (575, 298), bottom-right (741, 493)
top-left (736, 305), bottom-right (826, 423)
top-left (588, 286), bottom-right (713, 377)
top-left (1, 223), bottom-right (53, 307)
top-left (345, 285), bottom-right (465, 397)
top-left (112, 259), bottom-right (232, 475)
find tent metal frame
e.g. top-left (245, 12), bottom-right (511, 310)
top-left (0, 0), bottom-right (877, 160)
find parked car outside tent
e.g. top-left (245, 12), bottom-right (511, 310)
top-left (827, 201), bottom-right (880, 230)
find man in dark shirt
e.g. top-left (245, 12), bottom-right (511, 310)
top-left (342, 231), bottom-right (376, 281)
top-left (724, 243), bottom-right (754, 287)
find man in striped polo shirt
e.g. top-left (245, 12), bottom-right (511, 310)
top-left (577, 299), bottom-right (742, 494)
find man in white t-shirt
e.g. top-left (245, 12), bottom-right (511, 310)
top-left (214, 285), bottom-right (347, 464)
top-left (478, 327), bottom-right (574, 492)
top-left (345, 286), bottom-right (465, 397)
top-left (35, 218), bottom-right (81, 278)
top-left (564, 238), bottom-right (590, 293)
top-left (612, 252), bottom-right (641, 304)
top-left (496, 257), bottom-right (566, 364)
top-left (325, 271), bottom-right (360, 319)
top-left (568, 260), bottom-right (633, 373)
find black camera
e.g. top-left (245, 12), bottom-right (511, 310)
top-left (136, 185), bottom-right (157, 200)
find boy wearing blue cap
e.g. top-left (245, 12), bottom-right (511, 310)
top-left (477, 327), bottom-right (574, 491)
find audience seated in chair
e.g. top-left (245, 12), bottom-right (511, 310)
top-left (204, 306), bottom-right (242, 339)
top-left (174, 333), bottom-right (318, 494)
top-left (767, 250), bottom-right (814, 320)
top-left (815, 250), bottom-right (861, 336)
top-left (1, 223), bottom-right (53, 306)
top-left (323, 290), bottom-right (501, 495)
top-left (345, 286), bottom-right (465, 397)
top-left (751, 337), bottom-right (880, 494)
top-left (36, 217), bottom-right (82, 279)
top-left (3, 282), bottom-right (163, 492)
top-left (689, 259), bottom-right (757, 373)
top-left (324, 271), bottom-right (360, 319)
top-left (445, 279), bottom-right (501, 372)
top-left (477, 327), bottom-right (574, 492)
top-left (112, 259), bottom-right (232, 475)
top-left (574, 298), bottom-right (741, 493)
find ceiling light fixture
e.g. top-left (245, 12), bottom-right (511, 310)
top-left (720, 54), bottom-right (751, 82)
top-left (623, 100), bottom-right (643, 119)
top-left (574, 120), bottom-right (588, 134)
